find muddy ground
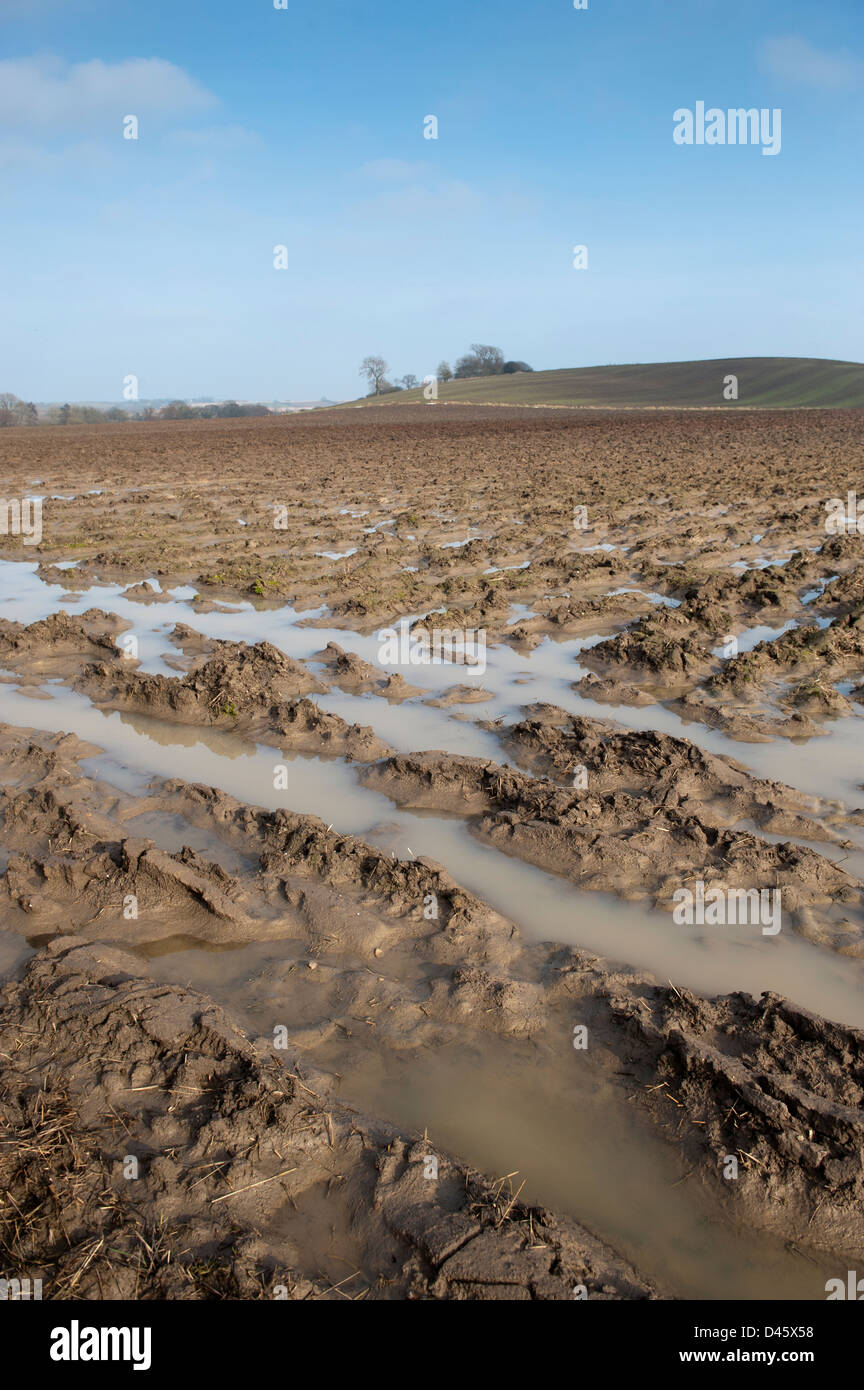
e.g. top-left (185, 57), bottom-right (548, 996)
top-left (0, 406), bottom-right (862, 1300)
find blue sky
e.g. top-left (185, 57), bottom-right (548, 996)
top-left (1, 0), bottom-right (861, 401)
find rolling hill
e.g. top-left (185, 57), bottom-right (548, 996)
top-left (343, 357), bottom-right (864, 410)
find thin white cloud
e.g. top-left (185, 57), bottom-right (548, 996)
top-left (761, 36), bottom-right (863, 88)
top-left (0, 136), bottom-right (113, 172)
top-left (358, 158), bottom-right (436, 182)
top-left (0, 55), bottom-right (217, 129)
top-left (165, 124), bottom-right (261, 151)
top-left (353, 178), bottom-right (487, 220)
top-left (351, 160), bottom-right (539, 222)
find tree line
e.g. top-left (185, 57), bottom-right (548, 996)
top-left (0, 393), bottom-right (274, 426)
top-left (155, 401), bottom-right (272, 420)
top-left (359, 345), bottom-right (533, 395)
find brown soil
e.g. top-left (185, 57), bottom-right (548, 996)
top-left (0, 406), bottom-right (862, 1299)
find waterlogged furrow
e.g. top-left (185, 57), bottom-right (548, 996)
top-left (2, 677), bottom-right (863, 1029)
top-left (1, 558), bottom-right (863, 805)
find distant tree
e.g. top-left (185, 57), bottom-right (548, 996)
top-left (437, 361), bottom-right (453, 382)
top-left (0, 393), bottom-right (24, 426)
top-left (359, 356), bottom-right (389, 395)
top-left (454, 344), bottom-right (506, 378)
top-left (105, 407), bottom-right (127, 421)
top-left (398, 374), bottom-right (419, 390)
top-left (501, 360), bottom-right (534, 374)
top-left (472, 344), bottom-right (506, 372)
top-left (26, 402), bottom-right (39, 424)
top-left (219, 402), bottom-right (271, 417)
top-left (58, 403), bottom-right (71, 425)
top-left (160, 400), bottom-right (195, 420)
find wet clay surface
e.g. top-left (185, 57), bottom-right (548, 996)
top-left (0, 406), bottom-right (862, 1299)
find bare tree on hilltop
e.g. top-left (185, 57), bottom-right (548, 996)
top-left (359, 356), bottom-right (390, 395)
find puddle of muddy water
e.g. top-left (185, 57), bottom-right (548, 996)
top-left (714, 621), bottom-right (798, 656)
top-left (0, 681), bottom-right (392, 836)
top-left (607, 587), bottom-right (681, 609)
top-left (314, 1040), bottom-right (839, 1301)
top-left (366, 815), bottom-right (864, 1030)
top-left (121, 810), bottom-right (258, 875)
top-left (0, 928), bottom-right (35, 978)
top-left (317, 689), bottom-right (508, 761)
top-left (125, 931), bottom-right (842, 1300)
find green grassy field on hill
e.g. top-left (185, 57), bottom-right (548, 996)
top-left (343, 357), bottom-right (864, 410)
